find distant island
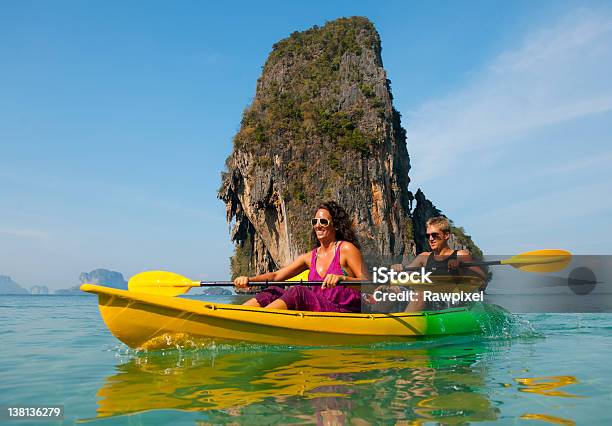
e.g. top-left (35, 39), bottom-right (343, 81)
top-left (0, 269), bottom-right (128, 295)
top-left (0, 275), bottom-right (29, 294)
top-left (55, 268), bottom-right (128, 294)
top-left (53, 287), bottom-right (84, 295)
top-left (1, 269), bottom-right (234, 296)
top-left (29, 285), bottom-right (49, 295)
top-left (199, 287), bottom-right (233, 296)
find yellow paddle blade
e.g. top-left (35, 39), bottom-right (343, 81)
top-left (128, 271), bottom-right (199, 296)
top-left (288, 270), bottom-right (310, 281)
top-left (500, 249), bottom-right (571, 273)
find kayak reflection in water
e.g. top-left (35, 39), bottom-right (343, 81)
top-left (404, 216), bottom-right (486, 312)
top-left (234, 201), bottom-right (368, 312)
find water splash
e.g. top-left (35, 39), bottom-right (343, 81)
top-left (478, 304), bottom-right (542, 340)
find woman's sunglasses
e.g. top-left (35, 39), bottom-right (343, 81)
top-left (311, 218), bottom-right (331, 227)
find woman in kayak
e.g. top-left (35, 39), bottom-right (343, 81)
top-left (234, 201), bottom-right (367, 312)
top-left (404, 216), bottom-right (486, 311)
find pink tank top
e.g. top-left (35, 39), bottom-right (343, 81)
top-left (307, 241), bottom-right (361, 312)
top-left (308, 241), bottom-right (345, 281)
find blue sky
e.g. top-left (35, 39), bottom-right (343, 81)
top-left (1, 1), bottom-right (611, 289)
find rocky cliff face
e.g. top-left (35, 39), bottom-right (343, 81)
top-left (219, 17), bottom-right (480, 276)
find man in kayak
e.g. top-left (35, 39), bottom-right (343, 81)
top-left (403, 216), bottom-right (486, 311)
top-left (234, 201), bottom-right (368, 312)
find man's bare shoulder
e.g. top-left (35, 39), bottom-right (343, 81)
top-left (410, 252), bottom-right (430, 266)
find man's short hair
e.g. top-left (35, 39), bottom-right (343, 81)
top-left (426, 216), bottom-right (451, 233)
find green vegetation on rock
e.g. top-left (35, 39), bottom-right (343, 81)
top-left (230, 233), bottom-right (255, 279)
top-left (232, 17), bottom-right (382, 160)
top-left (451, 225), bottom-right (484, 260)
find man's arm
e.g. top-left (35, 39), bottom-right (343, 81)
top-left (456, 249), bottom-right (487, 279)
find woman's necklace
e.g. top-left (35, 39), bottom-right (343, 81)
top-left (317, 241), bottom-right (338, 257)
top-left (316, 241), bottom-right (338, 275)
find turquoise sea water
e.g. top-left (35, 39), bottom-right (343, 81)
top-left (1, 295), bottom-right (612, 425)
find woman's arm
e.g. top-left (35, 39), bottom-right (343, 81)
top-left (234, 253), bottom-right (310, 288)
top-left (342, 242), bottom-right (368, 280)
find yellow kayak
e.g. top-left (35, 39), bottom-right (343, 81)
top-left (81, 283), bottom-right (504, 349)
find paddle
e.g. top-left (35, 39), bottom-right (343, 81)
top-left (128, 249), bottom-right (571, 297)
top-left (404, 249), bottom-right (572, 273)
top-left (462, 249), bottom-right (571, 272)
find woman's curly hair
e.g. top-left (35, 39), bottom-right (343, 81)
top-left (310, 201), bottom-right (360, 249)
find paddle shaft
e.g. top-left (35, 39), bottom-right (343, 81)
top-left (401, 261), bottom-right (495, 272)
top-left (209, 263), bottom-right (489, 287)
top-left (206, 263), bottom-right (492, 286)
top-left (203, 274), bottom-right (480, 286)
top-left (462, 260), bottom-right (501, 267)
top-left (203, 257), bottom-right (564, 287)
top-left (201, 280), bottom-right (371, 287)
top-left (404, 258), bottom-right (559, 270)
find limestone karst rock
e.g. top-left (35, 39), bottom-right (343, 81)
top-left (219, 17), bottom-right (481, 276)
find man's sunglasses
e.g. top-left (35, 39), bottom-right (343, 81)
top-left (311, 218), bottom-right (331, 227)
top-left (426, 232), bottom-right (443, 240)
